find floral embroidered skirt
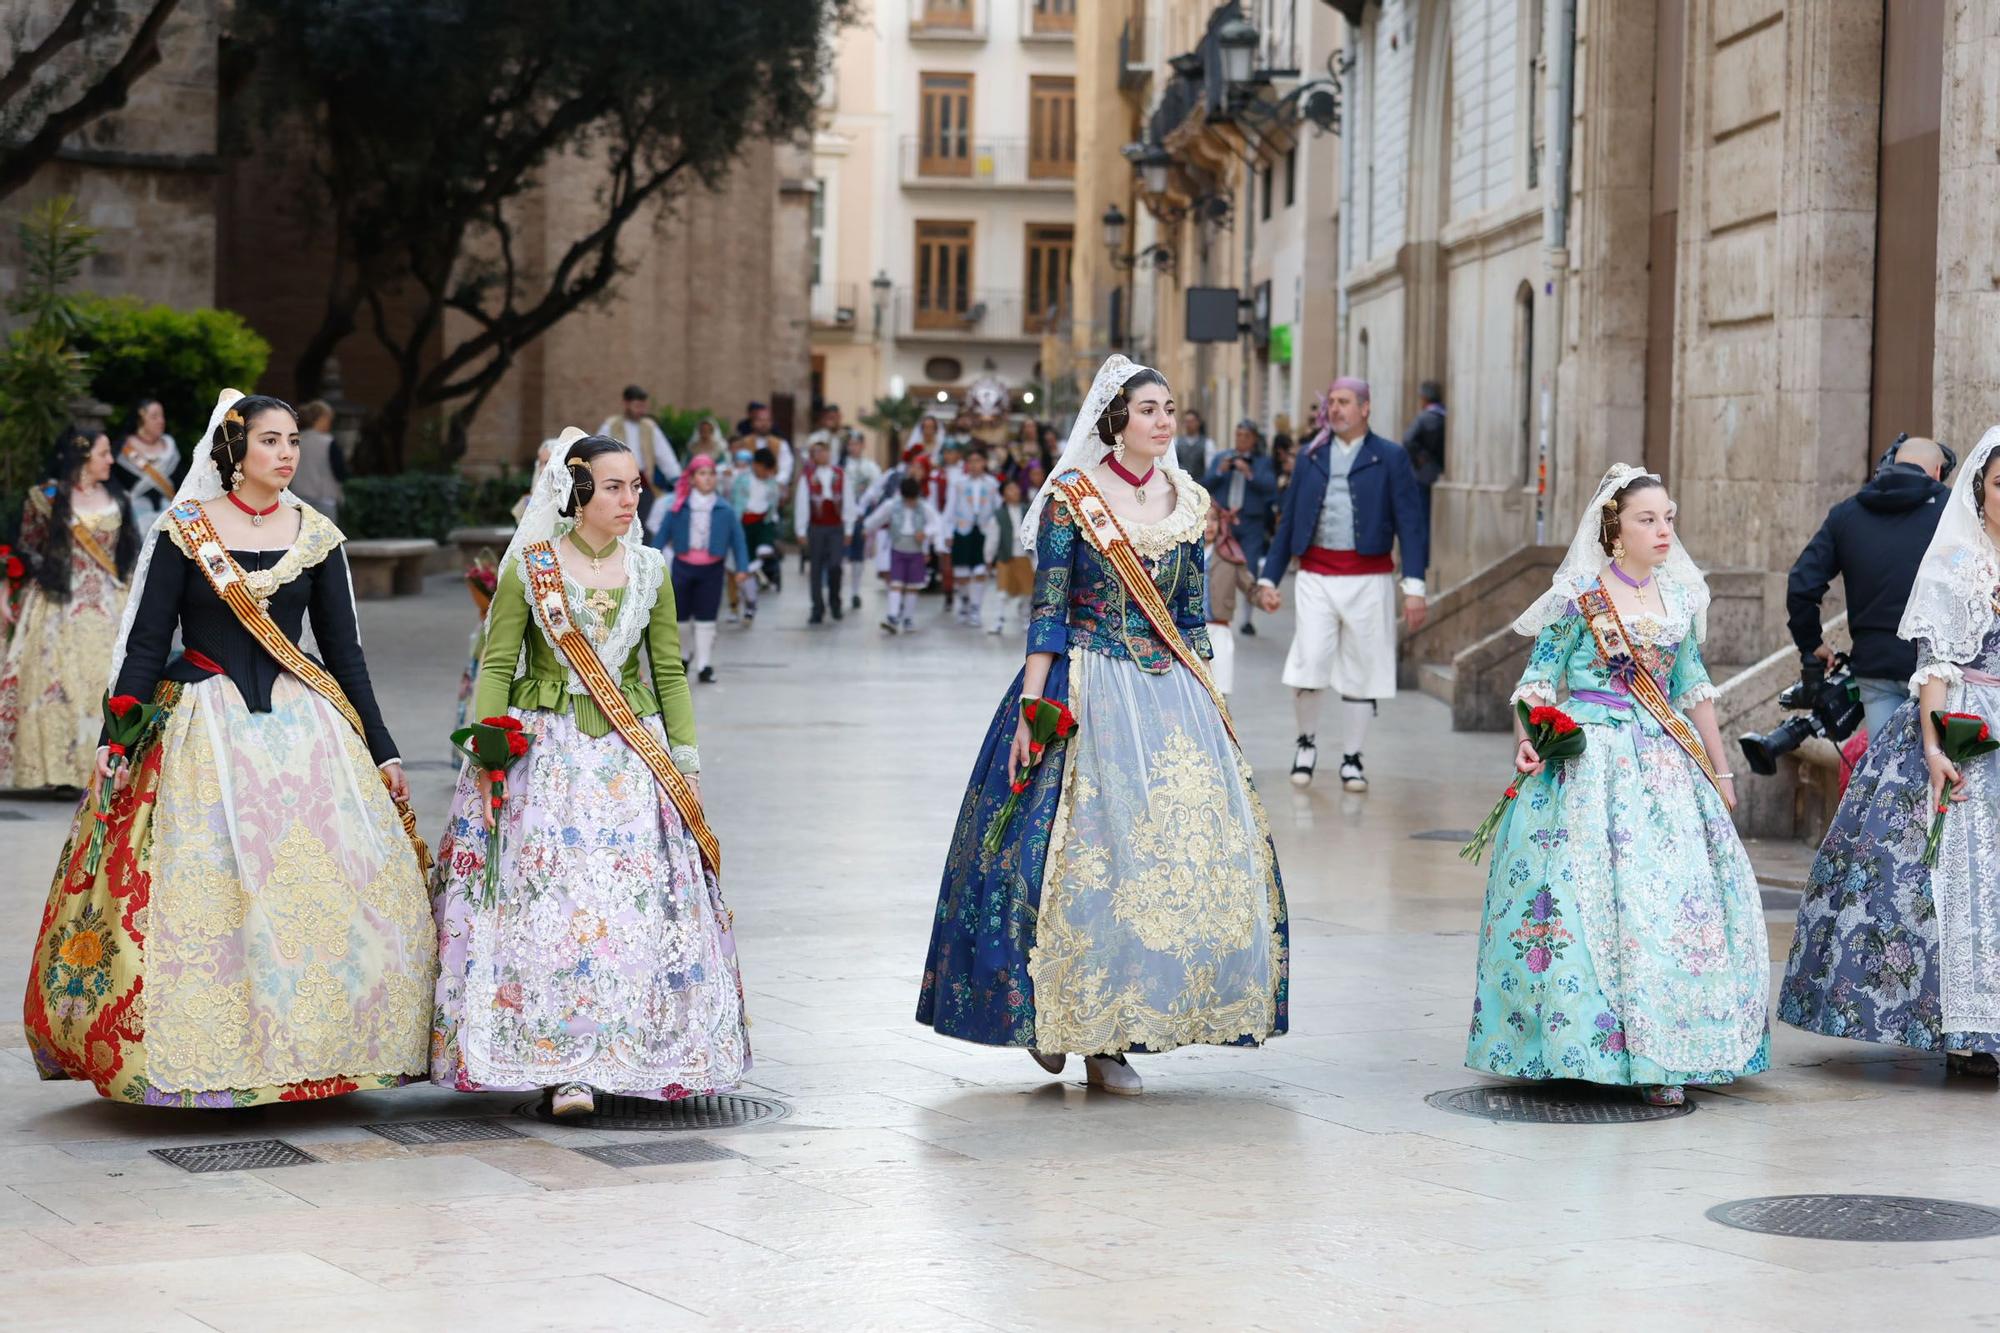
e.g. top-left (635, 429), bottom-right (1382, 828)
top-left (0, 568), bottom-right (127, 790)
top-left (429, 707), bottom-right (750, 1099)
top-left (1467, 717), bottom-right (1770, 1086)
top-left (1781, 690), bottom-right (2000, 1053)
top-left (917, 647), bottom-right (1288, 1054)
top-left (23, 674), bottom-right (436, 1107)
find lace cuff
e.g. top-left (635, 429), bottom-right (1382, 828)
top-left (1674, 682), bottom-right (1721, 710)
top-left (1910, 661), bottom-right (1963, 692)
top-left (670, 743), bottom-right (700, 775)
top-left (1510, 682), bottom-right (1557, 708)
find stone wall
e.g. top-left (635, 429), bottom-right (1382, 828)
top-left (1932, 0), bottom-right (2000, 448)
top-left (0, 0), bottom-right (221, 318)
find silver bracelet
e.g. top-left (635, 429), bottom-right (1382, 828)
top-left (1714, 771), bottom-right (1735, 780)
top-left (1925, 747), bottom-right (1945, 759)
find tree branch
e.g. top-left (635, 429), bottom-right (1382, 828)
top-left (0, 0), bottom-right (104, 109)
top-left (0, 0), bottom-right (181, 202)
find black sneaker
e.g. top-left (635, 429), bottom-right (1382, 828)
top-left (1340, 753), bottom-right (1368, 793)
top-left (831, 603), bottom-right (844, 621)
top-left (697, 666), bottom-right (716, 684)
top-left (1240, 621), bottom-right (1257, 637)
top-left (851, 594), bottom-right (862, 610)
top-left (1290, 735), bottom-right (1317, 787)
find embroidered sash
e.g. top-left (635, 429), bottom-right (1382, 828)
top-left (120, 444), bottom-right (175, 499)
top-left (32, 486), bottom-right (118, 578)
top-left (1576, 586), bottom-right (1721, 793)
top-left (520, 541), bottom-right (722, 876)
top-left (1051, 470), bottom-right (1239, 746)
top-left (166, 501), bottom-right (432, 874)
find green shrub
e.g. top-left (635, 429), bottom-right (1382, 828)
top-left (338, 467), bottom-right (533, 539)
top-left (0, 198), bottom-right (94, 495)
top-left (653, 404), bottom-right (721, 452)
top-left (72, 297), bottom-right (271, 444)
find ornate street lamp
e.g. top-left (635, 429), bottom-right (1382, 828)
top-left (1216, 16), bottom-right (1258, 88)
top-left (870, 269), bottom-right (893, 337)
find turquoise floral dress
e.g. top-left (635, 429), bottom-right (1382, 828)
top-left (1466, 575), bottom-right (1770, 1087)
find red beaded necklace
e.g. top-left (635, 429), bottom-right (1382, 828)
top-left (1102, 451), bottom-right (1157, 503)
top-left (227, 490), bottom-right (281, 526)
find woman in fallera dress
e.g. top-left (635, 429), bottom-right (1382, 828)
top-left (23, 390), bottom-right (436, 1107)
top-left (430, 430), bottom-right (749, 1118)
top-left (1465, 465), bottom-right (1770, 1107)
top-left (916, 354), bottom-right (1288, 1096)
top-left (1781, 429), bottom-right (2000, 1073)
top-left (113, 397), bottom-right (181, 534)
top-left (0, 427), bottom-right (138, 791)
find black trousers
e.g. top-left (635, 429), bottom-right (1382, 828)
top-left (807, 524), bottom-right (844, 615)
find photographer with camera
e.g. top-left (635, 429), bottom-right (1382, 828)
top-left (1785, 437), bottom-right (1951, 748)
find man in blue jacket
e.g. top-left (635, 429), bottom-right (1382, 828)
top-left (1786, 436), bottom-right (1951, 747)
top-left (1204, 419), bottom-right (1281, 637)
top-left (1255, 377), bottom-right (1429, 791)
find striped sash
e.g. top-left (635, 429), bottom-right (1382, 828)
top-left (1576, 586), bottom-right (1721, 793)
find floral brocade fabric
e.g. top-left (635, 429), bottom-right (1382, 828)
top-left (1781, 624), bottom-right (2000, 1051)
top-left (919, 479), bottom-right (1288, 1054)
top-left (0, 503), bottom-right (128, 789)
top-left (1467, 581), bottom-right (1770, 1086)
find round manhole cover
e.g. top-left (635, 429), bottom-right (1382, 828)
top-left (1706, 1195), bottom-right (2000, 1242)
top-left (517, 1091), bottom-right (788, 1132)
top-left (1425, 1082), bottom-right (1695, 1124)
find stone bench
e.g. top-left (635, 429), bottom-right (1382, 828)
top-left (447, 525), bottom-right (515, 570)
top-left (345, 538), bottom-right (439, 599)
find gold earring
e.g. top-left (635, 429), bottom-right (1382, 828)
top-left (1611, 537), bottom-right (1626, 561)
top-left (230, 463), bottom-right (245, 489)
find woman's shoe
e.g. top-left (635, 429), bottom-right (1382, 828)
top-left (697, 666), bottom-right (716, 684)
top-left (1030, 1049), bottom-right (1066, 1075)
top-left (548, 1083), bottom-right (596, 1117)
top-left (1947, 1051), bottom-right (2000, 1078)
top-left (1084, 1054), bottom-right (1142, 1096)
top-left (1639, 1084), bottom-right (1685, 1107)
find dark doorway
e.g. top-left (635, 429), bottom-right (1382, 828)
top-left (1642, 0), bottom-right (1684, 483)
top-left (1869, 0), bottom-right (1943, 470)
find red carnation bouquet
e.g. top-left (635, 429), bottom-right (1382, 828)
top-left (0, 542), bottom-right (24, 624)
top-left (84, 691), bottom-right (163, 873)
top-left (451, 715), bottom-right (536, 905)
top-left (1459, 701), bottom-right (1588, 864)
top-left (1922, 710), bottom-right (1998, 867)
top-left (982, 696), bottom-right (1077, 854)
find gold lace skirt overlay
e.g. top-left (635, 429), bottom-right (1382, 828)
top-left (1027, 647), bottom-right (1286, 1054)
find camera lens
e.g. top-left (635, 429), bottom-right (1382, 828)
top-left (1739, 715), bottom-right (1818, 777)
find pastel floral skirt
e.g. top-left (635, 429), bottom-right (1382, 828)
top-left (429, 707), bottom-right (749, 1099)
top-left (1466, 718), bottom-right (1770, 1087)
top-left (24, 674), bottom-right (436, 1107)
top-left (0, 569), bottom-right (126, 790)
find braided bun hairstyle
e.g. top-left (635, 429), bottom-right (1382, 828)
top-left (1596, 473), bottom-right (1668, 557)
top-left (209, 394), bottom-right (296, 489)
top-left (1094, 367), bottom-right (1169, 449)
top-left (559, 434), bottom-right (631, 517)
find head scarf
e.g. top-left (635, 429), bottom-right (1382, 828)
top-left (672, 452), bottom-right (717, 514)
top-left (1018, 353), bottom-right (1176, 552)
top-left (1899, 425), bottom-right (2000, 667)
top-left (1513, 463), bottom-right (1710, 644)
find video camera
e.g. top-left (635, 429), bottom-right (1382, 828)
top-left (1738, 653), bottom-right (1864, 777)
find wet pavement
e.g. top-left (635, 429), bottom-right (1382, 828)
top-left (3, 572), bottom-right (1997, 1331)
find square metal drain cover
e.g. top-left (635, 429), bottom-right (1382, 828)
top-left (518, 1091), bottom-right (788, 1132)
top-left (574, 1139), bottom-right (740, 1168)
top-left (1426, 1081), bottom-right (1695, 1123)
top-left (363, 1118), bottom-right (527, 1145)
top-left (151, 1139), bottom-right (319, 1173)
top-left (1707, 1194), bottom-right (2000, 1242)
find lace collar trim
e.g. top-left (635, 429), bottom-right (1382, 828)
top-left (529, 536), bottom-right (664, 693)
top-left (165, 502), bottom-right (344, 592)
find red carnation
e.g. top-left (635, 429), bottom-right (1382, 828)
top-left (7, 556), bottom-right (26, 579)
top-left (505, 732), bottom-right (530, 758)
top-left (481, 716), bottom-right (524, 732)
top-left (106, 695), bottom-right (141, 718)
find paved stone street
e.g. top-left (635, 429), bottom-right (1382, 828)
top-left (4, 574), bottom-right (2000, 1331)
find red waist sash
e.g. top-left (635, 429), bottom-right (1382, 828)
top-left (1300, 547), bottom-right (1394, 577)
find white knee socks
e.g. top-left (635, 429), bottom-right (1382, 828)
top-left (886, 588), bottom-right (906, 621)
top-left (1293, 688), bottom-right (1321, 739)
top-left (693, 622), bottom-right (717, 675)
top-left (677, 621), bottom-right (693, 660)
top-left (1342, 698), bottom-right (1373, 755)
top-left (968, 578), bottom-right (988, 616)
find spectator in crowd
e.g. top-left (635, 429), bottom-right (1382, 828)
top-left (290, 399), bottom-right (345, 523)
top-left (1175, 409), bottom-right (1215, 478)
top-left (1403, 380), bottom-right (1447, 525)
top-left (1786, 436), bottom-right (1952, 745)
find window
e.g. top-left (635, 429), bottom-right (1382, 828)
top-left (809, 179), bottom-right (826, 287)
top-left (1515, 282), bottom-right (1536, 485)
top-left (919, 73), bottom-right (974, 177)
top-left (915, 220), bottom-right (975, 329)
top-left (920, 0), bottom-right (974, 29)
top-left (1028, 75), bottom-right (1076, 179)
top-left (1031, 0), bottom-right (1075, 35)
top-left (1261, 163), bottom-right (1273, 220)
top-left (1284, 147), bottom-right (1296, 207)
top-left (1024, 224), bottom-right (1073, 334)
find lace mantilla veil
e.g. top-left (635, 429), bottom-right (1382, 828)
top-left (486, 426), bottom-right (646, 631)
top-left (1018, 353), bottom-right (1179, 552)
top-left (107, 388), bottom-right (346, 687)
top-left (1512, 462), bottom-right (1712, 642)
top-left (1899, 425), bottom-right (2000, 667)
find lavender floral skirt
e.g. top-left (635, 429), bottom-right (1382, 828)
top-left (430, 708), bottom-right (750, 1098)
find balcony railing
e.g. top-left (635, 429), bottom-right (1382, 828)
top-left (1023, 0), bottom-right (1074, 40)
top-left (893, 288), bottom-right (1061, 342)
top-left (910, 0), bottom-right (986, 41)
top-left (898, 136), bottom-right (1075, 189)
top-left (810, 281), bottom-right (861, 330)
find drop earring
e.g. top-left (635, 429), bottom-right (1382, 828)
top-left (1113, 437), bottom-right (1128, 468)
top-left (230, 463), bottom-right (245, 490)
top-left (1611, 537), bottom-right (1626, 562)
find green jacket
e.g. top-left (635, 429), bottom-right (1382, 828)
top-left (473, 549), bottom-right (698, 769)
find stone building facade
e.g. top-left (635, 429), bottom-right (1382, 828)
top-left (3, 0), bottom-right (813, 472)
